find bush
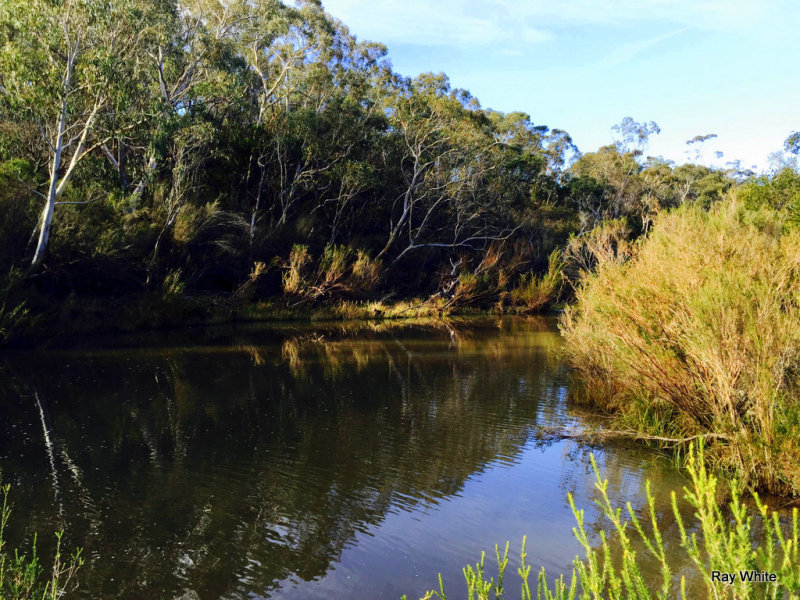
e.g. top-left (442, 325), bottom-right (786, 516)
top-left (0, 268), bottom-right (33, 345)
top-left (560, 194), bottom-right (800, 494)
top-left (281, 244), bottom-right (383, 302)
top-left (740, 167), bottom-right (800, 214)
top-left (561, 219), bottom-right (633, 286)
top-left (0, 159), bottom-right (39, 271)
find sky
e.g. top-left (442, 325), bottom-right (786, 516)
top-left (320, 0), bottom-right (800, 172)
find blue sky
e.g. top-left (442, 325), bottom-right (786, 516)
top-left (321, 0), bottom-right (800, 171)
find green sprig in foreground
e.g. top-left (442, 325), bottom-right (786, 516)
top-left (0, 485), bottom-right (83, 600)
top-left (405, 444), bottom-right (800, 600)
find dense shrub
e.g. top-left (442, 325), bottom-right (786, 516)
top-left (561, 195), bottom-right (800, 494)
top-left (510, 249), bottom-right (563, 312)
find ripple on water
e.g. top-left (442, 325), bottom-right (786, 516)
top-left (0, 317), bottom-right (688, 600)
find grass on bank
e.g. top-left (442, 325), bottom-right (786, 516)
top-left (0, 280), bottom-right (561, 348)
top-left (560, 193), bottom-right (800, 496)
top-left (0, 484), bottom-right (83, 600)
top-left (510, 250), bottom-right (564, 313)
top-left (405, 445), bottom-right (800, 600)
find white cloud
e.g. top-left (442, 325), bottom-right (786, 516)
top-left (322, 0), bottom-right (779, 50)
top-left (596, 27), bottom-right (687, 68)
top-left (322, 0), bottom-right (554, 47)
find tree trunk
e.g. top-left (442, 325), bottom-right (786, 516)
top-left (31, 194), bottom-right (56, 268)
top-left (31, 94), bottom-right (68, 268)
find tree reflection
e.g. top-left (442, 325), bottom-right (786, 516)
top-left (0, 318), bottom-right (570, 599)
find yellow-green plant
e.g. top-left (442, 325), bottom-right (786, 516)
top-left (0, 484), bottom-right (83, 600)
top-left (511, 250), bottom-right (563, 312)
top-left (160, 268), bottom-right (185, 300)
top-left (405, 444), bottom-right (800, 600)
top-left (561, 194), bottom-right (800, 493)
top-left (281, 245), bottom-right (383, 302)
top-left (282, 245), bottom-right (312, 296)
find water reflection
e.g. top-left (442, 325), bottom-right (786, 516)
top-left (0, 318), bottom-right (684, 599)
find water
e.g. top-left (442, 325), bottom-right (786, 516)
top-left (0, 317), bottom-right (689, 599)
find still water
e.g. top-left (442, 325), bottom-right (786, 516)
top-left (0, 317), bottom-right (689, 599)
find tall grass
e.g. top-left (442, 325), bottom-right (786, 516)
top-left (560, 195), bottom-right (800, 494)
top-left (0, 484), bottom-right (83, 599)
top-left (510, 250), bottom-right (564, 312)
top-left (0, 302), bottom-right (28, 345)
top-left (404, 445), bottom-right (800, 600)
top-left (0, 268), bottom-right (32, 345)
top-left (281, 244), bottom-right (383, 302)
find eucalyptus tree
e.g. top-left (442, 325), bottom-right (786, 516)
top-left (685, 133), bottom-right (718, 163)
top-left (375, 74), bottom-right (520, 263)
top-left (0, 0), bottom-right (162, 267)
top-left (611, 116), bottom-right (660, 156)
top-left (785, 131), bottom-right (800, 156)
top-left (128, 0), bottom-right (248, 213)
top-left (570, 145), bottom-right (643, 223)
top-left (237, 1), bottom-right (383, 242)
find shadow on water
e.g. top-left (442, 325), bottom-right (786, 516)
top-left (0, 317), bottom-right (692, 599)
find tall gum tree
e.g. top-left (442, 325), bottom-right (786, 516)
top-left (377, 75), bottom-right (520, 262)
top-left (0, 0), bottom-right (158, 267)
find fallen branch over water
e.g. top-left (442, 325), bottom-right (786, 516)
top-left (537, 426), bottom-right (732, 444)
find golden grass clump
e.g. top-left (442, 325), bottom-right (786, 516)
top-left (281, 244), bottom-right (383, 302)
top-left (560, 194), bottom-right (800, 494)
top-left (281, 244), bottom-right (312, 296)
top-left (510, 249), bottom-right (564, 312)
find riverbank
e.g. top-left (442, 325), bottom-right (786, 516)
top-left (561, 194), bottom-right (800, 497)
top-left (0, 291), bottom-right (559, 349)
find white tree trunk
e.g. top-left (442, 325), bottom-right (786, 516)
top-left (32, 88), bottom-right (68, 268)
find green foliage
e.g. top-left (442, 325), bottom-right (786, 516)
top-left (0, 301), bottom-right (29, 346)
top-left (0, 0), bottom-right (749, 343)
top-left (0, 268), bottom-right (32, 345)
top-left (510, 250), bottom-right (563, 312)
top-left (739, 167), bottom-right (800, 219)
top-left (670, 164), bottom-right (732, 208)
top-left (0, 484), bottom-right (83, 600)
top-left (406, 445), bottom-right (800, 600)
top-left (785, 132), bottom-right (800, 155)
top-left (161, 268), bottom-right (185, 300)
top-left (0, 160), bottom-right (39, 270)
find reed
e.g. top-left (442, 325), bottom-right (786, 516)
top-left (281, 244), bottom-right (383, 302)
top-left (510, 250), bottom-right (564, 312)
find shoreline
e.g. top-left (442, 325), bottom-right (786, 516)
top-left (2, 294), bottom-right (561, 350)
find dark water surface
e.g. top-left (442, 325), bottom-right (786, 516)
top-left (0, 317), bottom-right (689, 599)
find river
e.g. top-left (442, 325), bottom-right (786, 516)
top-left (0, 316), bottom-right (690, 599)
